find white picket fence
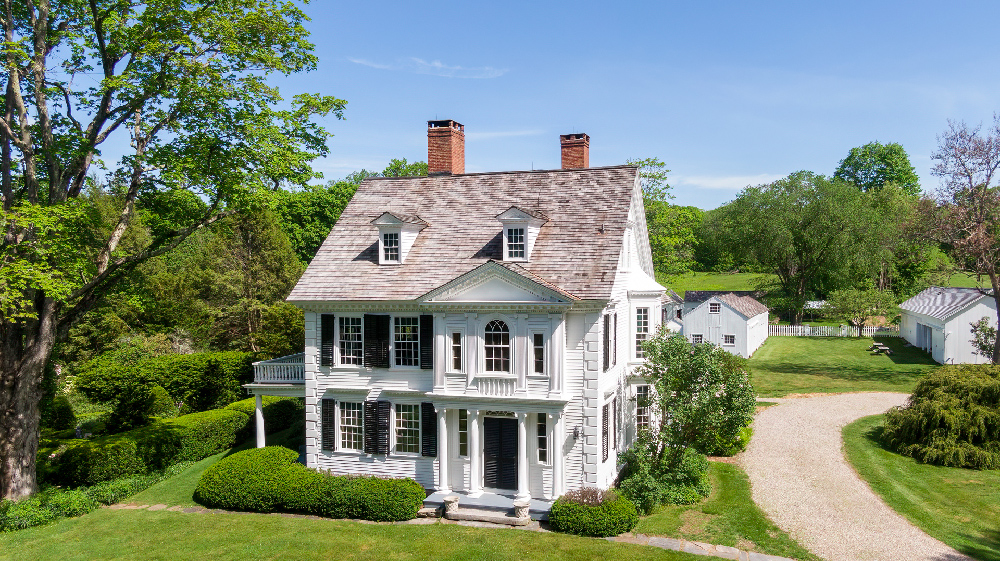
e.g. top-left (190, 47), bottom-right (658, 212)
top-left (767, 325), bottom-right (900, 338)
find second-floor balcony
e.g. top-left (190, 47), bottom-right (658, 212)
top-left (253, 353), bottom-right (305, 384)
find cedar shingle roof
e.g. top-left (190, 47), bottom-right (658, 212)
top-left (288, 165), bottom-right (639, 302)
top-left (716, 293), bottom-right (768, 318)
top-left (899, 287), bottom-right (993, 321)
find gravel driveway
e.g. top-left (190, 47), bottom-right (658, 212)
top-left (739, 392), bottom-right (974, 561)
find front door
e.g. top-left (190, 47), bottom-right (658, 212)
top-left (483, 417), bottom-right (517, 491)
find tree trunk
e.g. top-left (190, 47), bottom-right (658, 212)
top-left (0, 298), bottom-right (58, 501)
top-left (990, 272), bottom-right (1000, 365)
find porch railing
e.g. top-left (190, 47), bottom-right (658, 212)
top-left (253, 352), bottom-right (305, 383)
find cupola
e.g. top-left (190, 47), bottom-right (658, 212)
top-left (496, 206), bottom-right (547, 262)
top-left (371, 212), bottom-right (427, 265)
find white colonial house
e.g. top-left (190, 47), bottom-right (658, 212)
top-left (244, 121), bottom-right (666, 506)
top-left (899, 286), bottom-right (997, 365)
top-left (681, 292), bottom-right (768, 358)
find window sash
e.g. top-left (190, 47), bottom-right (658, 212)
top-left (451, 332), bottom-right (463, 371)
top-left (635, 307), bottom-right (650, 358)
top-left (394, 317), bottom-right (420, 367)
top-left (485, 320), bottom-right (511, 372)
top-left (507, 228), bottom-right (525, 259)
top-left (339, 402), bottom-right (364, 451)
top-left (537, 414), bottom-right (547, 463)
top-left (709, 302), bottom-right (721, 314)
top-left (692, 334), bottom-right (704, 344)
top-left (394, 404), bottom-right (420, 454)
top-left (383, 232), bottom-right (400, 262)
top-left (339, 317), bottom-right (363, 365)
top-left (458, 409), bottom-right (468, 456)
top-left (533, 333), bottom-right (544, 374)
top-left (723, 334), bottom-right (735, 345)
top-left (636, 385), bottom-right (650, 432)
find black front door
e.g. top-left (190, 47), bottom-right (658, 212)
top-left (483, 417), bottom-right (517, 490)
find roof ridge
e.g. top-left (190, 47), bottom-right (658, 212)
top-left (361, 164), bottom-right (639, 182)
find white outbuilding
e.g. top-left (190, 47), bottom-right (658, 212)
top-left (681, 293), bottom-right (768, 358)
top-left (899, 286), bottom-right (997, 364)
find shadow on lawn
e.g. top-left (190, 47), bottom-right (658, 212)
top-left (956, 529), bottom-right (1000, 561)
top-left (754, 361), bottom-right (924, 383)
top-left (875, 337), bottom-right (939, 367)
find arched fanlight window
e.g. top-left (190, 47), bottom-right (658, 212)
top-left (484, 320), bottom-right (511, 372)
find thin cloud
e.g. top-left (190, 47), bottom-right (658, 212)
top-left (348, 56), bottom-right (507, 79)
top-left (673, 173), bottom-right (787, 190)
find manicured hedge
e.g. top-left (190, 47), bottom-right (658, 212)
top-left (882, 364), bottom-right (1000, 469)
top-left (54, 409), bottom-right (249, 486)
top-left (549, 488), bottom-right (638, 537)
top-left (0, 489), bottom-right (98, 532)
top-left (194, 447), bottom-right (425, 522)
top-left (76, 351), bottom-right (255, 414)
top-left (225, 396), bottom-right (304, 438)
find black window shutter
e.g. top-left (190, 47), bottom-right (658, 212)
top-left (321, 314), bottom-right (336, 366)
top-left (419, 315), bottom-right (433, 370)
top-left (376, 400), bottom-right (392, 454)
top-left (363, 400), bottom-right (377, 454)
top-left (603, 315), bottom-right (611, 371)
top-left (421, 402), bottom-right (437, 457)
top-left (602, 403), bottom-right (609, 462)
top-left (321, 399), bottom-right (337, 451)
top-left (364, 314), bottom-right (390, 368)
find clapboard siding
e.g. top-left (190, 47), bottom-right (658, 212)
top-left (314, 451), bottom-right (438, 488)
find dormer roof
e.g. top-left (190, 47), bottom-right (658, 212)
top-left (370, 211), bottom-right (428, 228)
top-left (496, 206), bottom-right (549, 222)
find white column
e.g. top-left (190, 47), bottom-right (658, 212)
top-left (254, 394), bottom-right (265, 448)
top-left (437, 408), bottom-right (450, 492)
top-left (468, 410), bottom-right (483, 497)
top-left (516, 411), bottom-right (530, 500)
top-left (551, 411), bottom-right (564, 498)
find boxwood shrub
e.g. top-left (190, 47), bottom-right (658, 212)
top-left (195, 447), bottom-right (425, 521)
top-left (549, 488), bottom-right (638, 537)
top-left (54, 409), bottom-right (249, 486)
top-left (0, 488), bottom-right (99, 532)
top-left (882, 364), bottom-right (1000, 470)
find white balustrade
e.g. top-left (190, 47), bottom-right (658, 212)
top-left (253, 353), bottom-right (305, 383)
top-left (475, 376), bottom-right (516, 397)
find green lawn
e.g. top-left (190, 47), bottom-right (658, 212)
top-left (659, 272), bottom-right (771, 297)
top-left (843, 415), bottom-right (1000, 561)
top-left (635, 462), bottom-right (819, 560)
top-left (748, 336), bottom-right (938, 397)
top-left (0, 508), bottom-right (704, 561)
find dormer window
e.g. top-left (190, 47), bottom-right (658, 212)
top-left (496, 206), bottom-right (547, 262)
top-left (371, 212), bottom-right (427, 265)
top-left (383, 232), bottom-right (400, 262)
top-left (507, 228), bottom-right (525, 259)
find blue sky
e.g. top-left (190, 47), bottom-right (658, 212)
top-left (277, 1), bottom-right (1000, 209)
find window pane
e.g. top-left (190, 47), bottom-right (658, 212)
top-left (507, 228), bottom-right (525, 259)
top-left (458, 409), bottom-right (468, 456)
top-left (383, 232), bottom-right (400, 261)
top-left (485, 320), bottom-right (510, 372)
top-left (533, 333), bottom-right (544, 374)
top-left (452, 332), bottom-right (462, 371)
top-left (394, 317), bottom-right (419, 366)
top-left (339, 317), bottom-right (363, 365)
top-left (636, 386), bottom-right (650, 432)
top-left (340, 402), bottom-right (364, 451)
top-left (692, 334), bottom-right (703, 344)
top-left (723, 334), bottom-right (735, 345)
top-left (709, 302), bottom-right (721, 313)
top-left (537, 414), bottom-right (547, 463)
top-left (395, 404), bottom-right (420, 454)
top-left (635, 307), bottom-right (649, 358)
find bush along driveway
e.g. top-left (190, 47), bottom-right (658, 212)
top-left (740, 393), bottom-right (974, 561)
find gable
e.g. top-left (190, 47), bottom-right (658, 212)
top-left (419, 261), bottom-right (577, 304)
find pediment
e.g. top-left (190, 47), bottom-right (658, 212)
top-left (419, 262), bottom-right (575, 304)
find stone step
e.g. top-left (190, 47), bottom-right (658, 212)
top-left (444, 506), bottom-right (531, 526)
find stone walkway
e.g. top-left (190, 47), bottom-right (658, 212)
top-left (740, 392), bottom-right (974, 561)
top-left (105, 502), bottom-right (797, 561)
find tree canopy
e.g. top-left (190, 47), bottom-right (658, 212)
top-left (834, 141), bottom-right (921, 196)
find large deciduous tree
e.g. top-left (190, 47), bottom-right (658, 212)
top-left (0, 0), bottom-right (344, 500)
top-left (626, 157), bottom-right (701, 278)
top-left (834, 141), bottom-right (921, 196)
top-left (919, 116), bottom-right (1000, 364)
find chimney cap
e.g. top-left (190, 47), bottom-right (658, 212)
top-left (428, 119), bottom-right (464, 131)
top-left (560, 133), bottom-right (590, 142)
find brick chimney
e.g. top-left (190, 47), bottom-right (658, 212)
top-left (427, 120), bottom-right (465, 175)
top-left (560, 133), bottom-right (590, 169)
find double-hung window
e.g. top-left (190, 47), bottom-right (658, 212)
top-left (339, 317), bottom-right (363, 365)
top-left (394, 317), bottom-right (419, 366)
top-left (394, 404), bottom-right (420, 454)
top-left (339, 402), bottom-right (364, 451)
top-left (485, 320), bottom-right (511, 372)
top-left (532, 333), bottom-right (545, 374)
top-left (383, 232), bottom-right (400, 262)
top-left (635, 307), bottom-right (650, 358)
top-left (451, 332), bottom-right (463, 371)
top-left (458, 409), bottom-right (468, 456)
top-left (537, 414), bottom-right (548, 463)
top-left (507, 228), bottom-right (525, 259)
top-left (636, 385), bottom-right (650, 432)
